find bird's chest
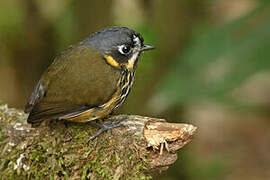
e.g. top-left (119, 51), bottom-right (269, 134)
top-left (114, 70), bottom-right (135, 109)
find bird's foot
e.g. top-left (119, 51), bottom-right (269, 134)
top-left (88, 115), bottom-right (128, 141)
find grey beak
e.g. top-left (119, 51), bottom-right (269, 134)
top-left (140, 44), bottom-right (155, 52)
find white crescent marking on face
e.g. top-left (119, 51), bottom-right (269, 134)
top-left (127, 52), bottom-right (139, 70)
top-left (133, 35), bottom-right (141, 47)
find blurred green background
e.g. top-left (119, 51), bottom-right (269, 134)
top-left (1, 0), bottom-right (270, 179)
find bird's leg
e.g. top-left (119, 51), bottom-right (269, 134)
top-left (88, 115), bottom-right (128, 141)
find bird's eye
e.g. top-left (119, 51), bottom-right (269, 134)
top-left (118, 45), bottom-right (131, 55)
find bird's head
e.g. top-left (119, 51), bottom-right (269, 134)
top-left (83, 26), bottom-right (155, 71)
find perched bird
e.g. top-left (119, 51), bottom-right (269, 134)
top-left (25, 26), bottom-right (155, 138)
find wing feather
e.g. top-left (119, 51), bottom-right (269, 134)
top-left (25, 80), bottom-right (46, 113)
top-left (25, 44), bottom-right (120, 124)
top-left (27, 102), bottom-right (90, 123)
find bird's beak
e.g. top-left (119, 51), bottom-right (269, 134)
top-left (140, 44), bottom-right (155, 52)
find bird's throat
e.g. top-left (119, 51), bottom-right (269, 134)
top-left (125, 52), bottom-right (139, 71)
top-left (104, 52), bottom-right (139, 71)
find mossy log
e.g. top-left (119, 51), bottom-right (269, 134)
top-left (0, 105), bottom-right (197, 179)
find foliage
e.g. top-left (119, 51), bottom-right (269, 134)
top-left (157, 1), bottom-right (270, 107)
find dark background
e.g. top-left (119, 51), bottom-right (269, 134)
top-left (0, 0), bottom-right (270, 179)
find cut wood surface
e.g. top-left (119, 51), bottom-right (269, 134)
top-left (0, 105), bottom-right (197, 179)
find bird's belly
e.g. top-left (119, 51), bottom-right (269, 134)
top-left (63, 70), bottom-right (135, 122)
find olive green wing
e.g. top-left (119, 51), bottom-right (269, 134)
top-left (25, 44), bottom-right (120, 124)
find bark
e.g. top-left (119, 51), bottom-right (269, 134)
top-left (0, 104), bottom-right (197, 180)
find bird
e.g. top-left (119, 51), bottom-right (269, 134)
top-left (24, 26), bottom-right (155, 139)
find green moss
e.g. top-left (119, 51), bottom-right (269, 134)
top-left (1, 132), bottom-right (152, 179)
top-left (76, 129), bottom-right (151, 180)
top-left (0, 128), bottom-right (4, 143)
top-left (30, 145), bottom-right (47, 163)
top-left (0, 105), bottom-right (153, 179)
top-left (114, 152), bottom-right (121, 165)
top-left (137, 135), bottom-right (142, 143)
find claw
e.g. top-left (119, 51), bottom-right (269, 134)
top-left (88, 115), bottom-right (128, 141)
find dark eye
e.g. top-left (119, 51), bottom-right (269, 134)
top-left (118, 45), bottom-right (131, 54)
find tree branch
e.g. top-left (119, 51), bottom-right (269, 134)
top-left (0, 105), bottom-right (197, 179)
